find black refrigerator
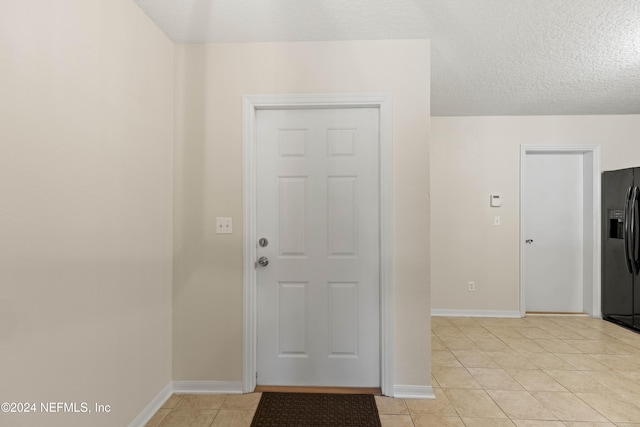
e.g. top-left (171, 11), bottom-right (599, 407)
top-left (602, 167), bottom-right (640, 329)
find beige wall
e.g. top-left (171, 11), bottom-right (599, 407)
top-left (173, 40), bottom-right (431, 388)
top-left (0, 1), bottom-right (174, 426)
top-left (431, 115), bottom-right (640, 313)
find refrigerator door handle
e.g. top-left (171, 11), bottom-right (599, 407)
top-left (624, 186), bottom-right (634, 274)
top-left (632, 186), bottom-right (640, 276)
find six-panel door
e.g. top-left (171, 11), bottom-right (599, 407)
top-left (256, 108), bottom-right (380, 387)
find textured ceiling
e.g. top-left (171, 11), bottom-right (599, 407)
top-left (134, 0), bottom-right (640, 116)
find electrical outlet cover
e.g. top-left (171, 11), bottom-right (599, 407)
top-left (216, 217), bottom-right (232, 234)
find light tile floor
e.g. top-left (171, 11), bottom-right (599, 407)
top-left (147, 316), bottom-right (640, 426)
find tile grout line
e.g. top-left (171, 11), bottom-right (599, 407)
top-left (149, 316), bottom-right (640, 426)
top-left (446, 320), bottom-right (512, 424)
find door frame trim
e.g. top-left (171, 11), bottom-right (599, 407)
top-left (519, 145), bottom-right (601, 318)
top-left (242, 93), bottom-right (394, 395)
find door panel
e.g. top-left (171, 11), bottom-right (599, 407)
top-left (328, 282), bottom-right (358, 357)
top-left (278, 177), bottom-right (306, 256)
top-left (256, 108), bottom-right (380, 387)
top-left (278, 282), bottom-right (308, 356)
top-left (327, 176), bottom-right (357, 256)
top-left (525, 153), bottom-right (584, 312)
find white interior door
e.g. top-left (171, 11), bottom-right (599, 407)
top-left (525, 153), bottom-right (584, 312)
top-left (256, 108), bottom-right (380, 387)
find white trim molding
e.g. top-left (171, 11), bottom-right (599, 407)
top-left (172, 381), bottom-right (244, 394)
top-left (243, 93), bottom-right (394, 396)
top-left (130, 381), bottom-right (244, 426)
top-left (392, 385), bottom-right (435, 399)
top-left (519, 145), bottom-right (601, 318)
top-left (128, 383), bottom-right (173, 427)
top-left (431, 309), bottom-right (522, 318)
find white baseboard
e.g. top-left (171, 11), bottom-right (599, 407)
top-left (130, 380), bottom-right (245, 426)
top-left (129, 382), bottom-right (173, 427)
top-left (392, 385), bottom-right (434, 399)
top-left (172, 381), bottom-right (244, 394)
top-left (432, 309), bottom-right (522, 318)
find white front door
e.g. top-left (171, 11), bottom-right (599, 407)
top-left (525, 153), bottom-right (584, 312)
top-left (256, 107), bottom-right (380, 387)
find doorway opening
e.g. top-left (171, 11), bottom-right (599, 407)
top-left (520, 145), bottom-right (601, 318)
top-left (242, 94), bottom-right (394, 396)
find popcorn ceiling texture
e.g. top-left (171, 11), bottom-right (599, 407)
top-left (134, 0), bottom-right (640, 116)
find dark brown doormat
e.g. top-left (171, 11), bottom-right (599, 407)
top-left (250, 392), bottom-right (382, 427)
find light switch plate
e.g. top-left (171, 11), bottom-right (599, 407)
top-left (216, 217), bottom-right (232, 234)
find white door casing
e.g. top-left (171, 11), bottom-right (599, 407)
top-left (243, 94), bottom-right (394, 395)
top-left (519, 145), bottom-right (601, 317)
top-left (256, 108), bottom-right (379, 387)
